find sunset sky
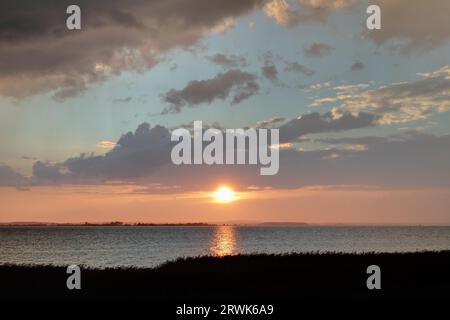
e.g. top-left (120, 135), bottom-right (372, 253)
top-left (1, 0), bottom-right (450, 224)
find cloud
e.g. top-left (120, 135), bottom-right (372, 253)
top-left (327, 129), bottom-right (450, 146)
top-left (32, 161), bottom-right (64, 183)
top-left (264, 0), bottom-right (300, 27)
top-left (365, 0), bottom-right (450, 54)
top-left (262, 65), bottom-right (278, 82)
top-left (0, 165), bottom-right (28, 186)
top-left (264, 0), bottom-right (358, 27)
top-left (416, 65), bottom-right (450, 79)
top-left (278, 111), bottom-right (380, 142)
top-left (68, 123), bottom-right (171, 180)
top-left (350, 61), bottom-right (364, 71)
top-left (268, 131), bottom-right (450, 189)
top-left (333, 84), bottom-right (369, 91)
top-left (28, 109), bottom-right (378, 185)
top-left (304, 42), bottom-right (334, 58)
top-left (33, 123), bottom-right (172, 184)
top-left (162, 69), bottom-right (259, 113)
top-left (261, 52), bottom-right (279, 82)
top-left (256, 117), bottom-right (286, 128)
top-left (0, 0), bottom-right (264, 100)
top-left (284, 61), bottom-right (315, 76)
top-left (206, 54), bottom-right (248, 68)
top-left (312, 66), bottom-right (450, 124)
top-left (26, 120), bottom-right (450, 192)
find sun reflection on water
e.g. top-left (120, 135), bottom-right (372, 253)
top-left (210, 225), bottom-right (237, 256)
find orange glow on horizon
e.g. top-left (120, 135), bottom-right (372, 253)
top-left (1, 186), bottom-right (450, 225)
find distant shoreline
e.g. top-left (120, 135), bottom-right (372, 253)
top-left (0, 222), bottom-right (217, 227)
top-left (0, 222), bottom-right (311, 227)
top-left (1, 222), bottom-right (449, 227)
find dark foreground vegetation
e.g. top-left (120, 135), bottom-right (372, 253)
top-left (1, 251), bottom-right (449, 301)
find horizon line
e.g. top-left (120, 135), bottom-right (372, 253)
top-left (1, 221), bottom-right (450, 227)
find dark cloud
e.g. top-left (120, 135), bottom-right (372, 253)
top-left (283, 61), bottom-right (315, 76)
top-left (0, 0), bottom-right (264, 99)
top-left (29, 109), bottom-right (378, 186)
top-left (366, 0), bottom-right (450, 54)
top-left (272, 131), bottom-right (450, 189)
top-left (231, 80), bottom-right (259, 105)
top-left (299, 131), bottom-right (448, 189)
top-left (66, 123), bottom-right (171, 181)
top-left (262, 65), bottom-right (278, 82)
top-left (113, 130), bottom-right (450, 190)
top-left (278, 111), bottom-right (380, 142)
top-left (261, 51), bottom-right (279, 82)
top-left (0, 165), bottom-right (28, 186)
top-left (24, 118), bottom-right (450, 191)
top-left (32, 161), bottom-right (64, 183)
top-left (32, 123), bottom-right (172, 184)
top-left (350, 61), bottom-right (364, 71)
top-left (206, 53), bottom-right (248, 68)
top-left (312, 130), bottom-right (437, 152)
top-left (304, 42), bottom-right (334, 58)
top-left (162, 69), bottom-right (259, 113)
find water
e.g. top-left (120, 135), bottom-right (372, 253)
top-left (1, 226), bottom-right (449, 268)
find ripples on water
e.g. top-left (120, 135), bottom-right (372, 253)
top-left (1, 226), bottom-right (449, 268)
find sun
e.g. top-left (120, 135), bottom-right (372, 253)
top-left (213, 186), bottom-right (236, 203)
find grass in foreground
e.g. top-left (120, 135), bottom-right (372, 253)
top-left (1, 251), bottom-right (449, 300)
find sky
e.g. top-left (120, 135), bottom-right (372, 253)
top-left (1, 0), bottom-right (450, 224)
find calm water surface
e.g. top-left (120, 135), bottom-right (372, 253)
top-left (1, 226), bottom-right (449, 268)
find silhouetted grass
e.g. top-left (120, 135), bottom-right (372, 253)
top-left (1, 251), bottom-right (449, 300)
